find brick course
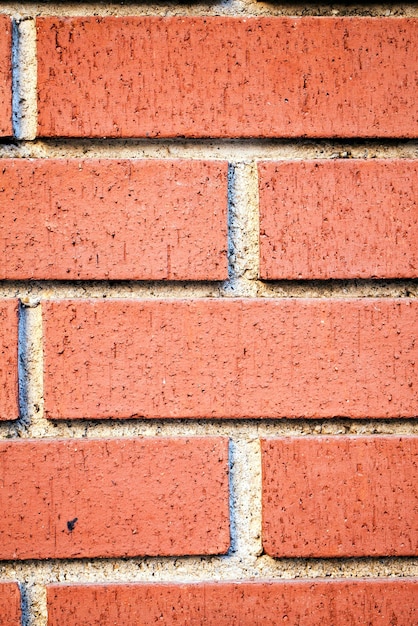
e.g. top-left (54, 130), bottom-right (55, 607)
top-left (46, 579), bottom-right (418, 625)
top-left (43, 298), bottom-right (417, 419)
top-left (37, 17), bottom-right (418, 138)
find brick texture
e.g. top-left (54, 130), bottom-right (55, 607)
top-left (43, 298), bottom-right (417, 419)
top-left (0, 583), bottom-right (21, 626)
top-left (36, 17), bottom-right (418, 139)
top-left (259, 160), bottom-right (418, 280)
top-left (0, 16), bottom-right (12, 137)
top-left (46, 579), bottom-right (418, 625)
top-left (0, 437), bottom-right (229, 560)
top-left (0, 300), bottom-right (19, 421)
top-left (262, 436), bottom-right (418, 557)
top-left (0, 159), bottom-right (227, 280)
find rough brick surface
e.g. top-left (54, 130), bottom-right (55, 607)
top-left (0, 437), bottom-right (229, 560)
top-left (0, 159), bottom-right (227, 280)
top-left (0, 583), bottom-right (21, 625)
top-left (0, 16), bottom-right (11, 137)
top-left (36, 17), bottom-right (418, 138)
top-left (46, 579), bottom-right (418, 625)
top-left (0, 300), bottom-right (19, 421)
top-left (43, 298), bottom-right (417, 420)
top-left (259, 160), bottom-right (418, 280)
top-left (262, 436), bottom-right (418, 558)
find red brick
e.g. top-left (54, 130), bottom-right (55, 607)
top-left (46, 579), bottom-right (418, 625)
top-left (0, 16), bottom-right (12, 136)
top-left (36, 17), bottom-right (418, 139)
top-left (43, 298), bottom-right (417, 420)
top-left (0, 300), bottom-right (19, 421)
top-left (0, 437), bottom-right (229, 560)
top-left (262, 436), bottom-right (418, 557)
top-left (259, 160), bottom-right (418, 280)
top-left (0, 159), bottom-right (227, 280)
top-left (0, 583), bottom-right (21, 625)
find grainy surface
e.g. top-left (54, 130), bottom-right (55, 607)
top-left (262, 436), bottom-right (418, 557)
top-left (0, 582), bottom-right (21, 625)
top-left (43, 298), bottom-right (417, 419)
top-left (46, 579), bottom-right (418, 625)
top-left (0, 159), bottom-right (227, 280)
top-left (36, 17), bottom-right (418, 138)
top-left (0, 299), bottom-right (18, 421)
top-left (0, 437), bottom-right (229, 559)
top-left (259, 160), bottom-right (418, 280)
top-left (0, 2), bottom-right (416, 623)
top-left (0, 15), bottom-right (11, 136)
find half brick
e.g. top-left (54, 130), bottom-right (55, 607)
top-left (0, 437), bottom-right (229, 560)
top-left (0, 159), bottom-right (227, 280)
top-left (262, 436), bottom-right (418, 557)
top-left (259, 160), bottom-right (418, 280)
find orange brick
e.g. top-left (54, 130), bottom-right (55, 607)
top-left (0, 159), bottom-right (227, 280)
top-left (43, 299), bottom-right (417, 420)
top-left (0, 16), bottom-right (12, 136)
top-left (259, 160), bottom-right (418, 280)
top-left (37, 17), bottom-right (418, 138)
top-left (0, 583), bottom-right (21, 625)
top-left (46, 579), bottom-right (418, 625)
top-left (0, 300), bottom-right (19, 421)
top-left (262, 436), bottom-right (418, 557)
top-left (0, 437), bottom-right (229, 560)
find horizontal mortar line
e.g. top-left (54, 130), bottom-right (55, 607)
top-left (0, 555), bottom-right (417, 582)
top-left (1, 4), bottom-right (418, 17)
top-left (2, 419), bottom-right (418, 440)
top-left (0, 279), bottom-right (416, 300)
top-left (0, 138), bottom-right (417, 160)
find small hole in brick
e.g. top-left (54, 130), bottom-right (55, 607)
top-left (67, 517), bottom-right (78, 532)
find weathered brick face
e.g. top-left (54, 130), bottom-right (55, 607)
top-left (0, 5), bottom-right (417, 625)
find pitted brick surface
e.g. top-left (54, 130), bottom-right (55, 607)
top-left (262, 436), bottom-right (418, 557)
top-left (259, 160), bottom-right (418, 280)
top-left (0, 437), bottom-right (229, 559)
top-left (43, 298), bottom-right (417, 419)
top-left (46, 579), bottom-right (418, 625)
top-left (0, 300), bottom-right (18, 421)
top-left (37, 17), bottom-right (418, 138)
top-left (0, 159), bottom-right (227, 280)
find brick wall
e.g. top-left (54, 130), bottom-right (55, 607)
top-left (0, 2), bottom-right (417, 624)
